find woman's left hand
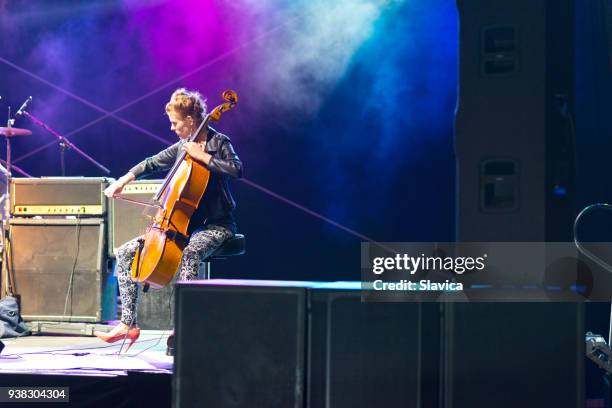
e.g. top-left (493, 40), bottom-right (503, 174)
top-left (181, 141), bottom-right (211, 164)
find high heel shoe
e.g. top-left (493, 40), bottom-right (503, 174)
top-left (94, 325), bottom-right (141, 352)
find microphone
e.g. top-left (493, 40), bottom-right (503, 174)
top-left (14, 96), bottom-right (32, 119)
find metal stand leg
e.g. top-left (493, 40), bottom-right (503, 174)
top-left (203, 262), bottom-right (211, 280)
top-left (1, 134), bottom-right (13, 298)
top-left (0, 220), bottom-right (6, 297)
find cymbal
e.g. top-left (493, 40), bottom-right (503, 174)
top-left (0, 127), bottom-right (32, 137)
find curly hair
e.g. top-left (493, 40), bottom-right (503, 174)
top-left (165, 88), bottom-right (207, 120)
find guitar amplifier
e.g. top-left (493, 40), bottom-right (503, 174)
top-left (10, 177), bottom-right (111, 216)
top-left (8, 218), bottom-right (116, 322)
top-left (109, 179), bottom-right (163, 255)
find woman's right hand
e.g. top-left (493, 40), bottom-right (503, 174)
top-left (104, 173), bottom-right (135, 198)
top-left (104, 181), bottom-right (124, 198)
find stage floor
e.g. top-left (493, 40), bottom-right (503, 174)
top-left (0, 331), bottom-right (173, 376)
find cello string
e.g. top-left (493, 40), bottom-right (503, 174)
top-left (154, 110), bottom-right (211, 202)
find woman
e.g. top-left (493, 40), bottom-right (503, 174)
top-left (94, 88), bottom-right (242, 349)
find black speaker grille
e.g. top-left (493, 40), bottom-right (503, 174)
top-left (174, 285), bottom-right (305, 408)
top-left (9, 219), bottom-right (114, 322)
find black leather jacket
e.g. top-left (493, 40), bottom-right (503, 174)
top-left (129, 128), bottom-right (242, 233)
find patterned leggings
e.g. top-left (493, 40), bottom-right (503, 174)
top-left (115, 226), bottom-right (233, 325)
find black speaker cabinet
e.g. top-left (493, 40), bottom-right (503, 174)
top-left (444, 303), bottom-right (584, 408)
top-left (455, 0), bottom-right (575, 241)
top-left (108, 179), bottom-right (163, 256)
top-left (8, 218), bottom-right (115, 322)
top-left (174, 281), bottom-right (306, 408)
top-left (174, 281), bottom-right (438, 408)
top-left (308, 291), bottom-right (433, 408)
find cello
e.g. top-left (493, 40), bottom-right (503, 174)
top-left (121, 90), bottom-right (238, 288)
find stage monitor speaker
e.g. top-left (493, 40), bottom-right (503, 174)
top-left (444, 303), bottom-right (584, 408)
top-left (455, 0), bottom-right (575, 241)
top-left (308, 291), bottom-right (437, 408)
top-left (174, 281), bottom-right (441, 408)
top-left (8, 218), bottom-right (116, 322)
top-left (174, 282), bottom-right (306, 408)
top-left (109, 179), bottom-right (163, 256)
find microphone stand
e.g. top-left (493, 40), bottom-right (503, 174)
top-left (21, 111), bottom-right (111, 176)
top-left (1, 106), bottom-right (16, 300)
top-left (0, 160), bottom-right (31, 178)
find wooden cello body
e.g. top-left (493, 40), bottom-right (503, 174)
top-left (130, 90), bottom-right (237, 288)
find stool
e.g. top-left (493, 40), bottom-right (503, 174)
top-left (198, 234), bottom-right (246, 279)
